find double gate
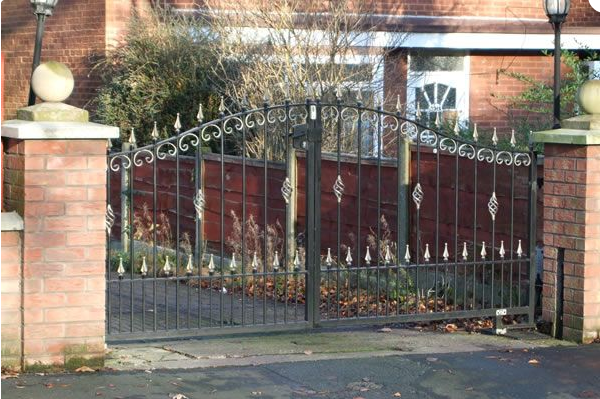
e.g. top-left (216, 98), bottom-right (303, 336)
top-left (105, 96), bottom-right (537, 340)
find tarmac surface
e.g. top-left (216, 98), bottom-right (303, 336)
top-left (2, 326), bottom-right (599, 399)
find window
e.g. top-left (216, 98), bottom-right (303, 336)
top-left (406, 52), bottom-right (469, 126)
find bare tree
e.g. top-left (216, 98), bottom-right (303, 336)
top-left (201, 0), bottom-right (409, 158)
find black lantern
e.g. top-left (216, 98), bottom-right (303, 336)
top-left (28, 0), bottom-right (59, 106)
top-left (543, 0), bottom-right (571, 129)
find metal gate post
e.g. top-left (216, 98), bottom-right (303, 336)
top-left (528, 147), bottom-right (539, 326)
top-left (305, 100), bottom-right (323, 327)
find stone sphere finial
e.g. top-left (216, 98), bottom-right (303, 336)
top-left (577, 79), bottom-right (600, 115)
top-left (31, 61), bottom-right (74, 103)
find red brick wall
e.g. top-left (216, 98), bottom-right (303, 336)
top-left (0, 0), bottom-right (107, 119)
top-left (542, 144), bottom-right (600, 343)
top-left (109, 149), bottom-right (538, 260)
top-left (3, 138), bottom-right (107, 367)
top-left (469, 52), bottom-right (556, 132)
top-left (1, 230), bottom-right (23, 371)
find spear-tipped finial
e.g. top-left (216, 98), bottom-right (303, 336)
top-left (283, 82), bottom-right (291, 100)
top-left (480, 242), bottom-right (487, 259)
top-left (196, 103), bottom-right (204, 123)
top-left (306, 83), bottom-right (314, 99)
top-left (315, 85), bottom-right (322, 99)
top-left (163, 256), bottom-right (172, 276)
top-left (117, 255), bottom-right (125, 278)
top-left (326, 248), bottom-right (333, 267)
top-left (492, 127), bottom-right (498, 146)
top-left (128, 128), bottom-right (136, 145)
top-left (263, 89), bottom-right (271, 104)
top-left (151, 121), bottom-right (159, 141)
top-left (356, 86), bottom-right (363, 103)
top-left (453, 118), bottom-right (460, 136)
top-left (416, 102), bottom-right (422, 119)
top-left (141, 256), bottom-right (148, 277)
top-left (218, 97), bottom-right (226, 113)
top-left (510, 129), bottom-right (516, 148)
top-left (207, 254), bottom-right (215, 275)
top-left (462, 242), bottom-right (468, 261)
top-left (251, 251), bottom-right (258, 273)
top-left (273, 250), bottom-right (280, 272)
top-left (186, 254), bottom-right (194, 275)
top-left (472, 123), bottom-right (479, 142)
top-left (394, 94), bottom-right (401, 113)
top-left (517, 240), bottom-right (523, 258)
top-left (229, 253), bottom-right (237, 273)
top-left (335, 85), bottom-right (343, 100)
top-left (404, 244), bottom-right (411, 263)
top-left (364, 246), bottom-right (372, 266)
top-left (434, 112), bottom-right (441, 128)
top-left (293, 250), bottom-right (301, 271)
top-left (424, 244), bottom-right (431, 262)
top-left (241, 95), bottom-right (250, 109)
top-left (174, 113), bottom-right (182, 132)
top-left (384, 245), bottom-right (392, 265)
top-left (443, 243), bottom-right (449, 261)
top-left (499, 240), bottom-right (506, 258)
top-left (345, 247), bottom-right (353, 266)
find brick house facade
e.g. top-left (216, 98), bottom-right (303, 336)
top-left (1, 0), bottom-right (599, 127)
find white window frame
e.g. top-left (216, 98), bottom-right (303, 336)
top-left (406, 53), bottom-right (470, 126)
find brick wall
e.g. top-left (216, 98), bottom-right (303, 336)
top-left (542, 144), bottom-right (600, 343)
top-left (469, 52), bottom-right (556, 131)
top-left (3, 138), bottom-right (107, 367)
top-left (0, 0), bottom-right (107, 119)
top-left (1, 229), bottom-right (23, 371)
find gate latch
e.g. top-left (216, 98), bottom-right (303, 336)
top-left (291, 124), bottom-right (308, 150)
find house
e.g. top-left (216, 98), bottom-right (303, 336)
top-left (2, 0), bottom-right (599, 131)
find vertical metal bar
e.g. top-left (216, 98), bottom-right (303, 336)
top-left (153, 143), bottom-right (158, 331)
top-left (284, 100), bottom-right (290, 324)
top-left (176, 138), bottom-right (181, 329)
top-left (129, 151), bottom-right (135, 332)
top-left (509, 160), bottom-right (515, 309)
top-left (241, 107), bottom-right (247, 327)
top-left (376, 104), bottom-right (382, 318)
top-left (196, 131), bottom-right (203, 328)
top-left (415, 128), bottom-right (421, 314)
top-left (336, 98), bottom-right (342, 320)
top-left (263, 102), bottom-right (268, 325)
top-left (435, 142), bottom-right (440, 313)
top-left (528, 149), bottom-right (538, 323)
top-left (106, 150), bottom-right (112, 335)
top-left (473, 146), bottom-right (478, 309)
top-left (356, 100), bottom-right (363, 318)
top-left (491, 150), bottom-right (497, 309)
top-left (220, 114), bottom-right (225, 328)
top-left (454, 140), bottom-right (459, 311)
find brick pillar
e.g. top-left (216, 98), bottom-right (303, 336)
top-left (533, 109), bottom-right (600, 343)
top-left (2, 108), bottom-right (118, 369)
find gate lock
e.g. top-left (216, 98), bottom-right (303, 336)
top-left (290, 122), bottom-right (322, 150)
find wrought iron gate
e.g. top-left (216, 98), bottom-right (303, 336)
top-left (105, 94), bottom-right (537, 340)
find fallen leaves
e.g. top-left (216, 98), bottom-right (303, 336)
top-left (528, 359), bottom-right (540, 365)
top-left (444, 323), bottom-right (458, 333)
top-left (379, 327), bottom-right (393, 333)
top-left (394, 392), bottom-right (402, 397)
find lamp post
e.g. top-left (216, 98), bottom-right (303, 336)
top-left (28, 0), bottom-right (59, 106)
top-left (543, 0), bottom-right (570, 129)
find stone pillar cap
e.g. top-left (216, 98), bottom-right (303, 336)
top-left (1, 119), bottom-right (119, 140)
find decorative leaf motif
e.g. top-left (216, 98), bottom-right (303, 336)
top-left (424, 244), bottom-right (431, 262)
top-left (140, 256), bottom-right (148, 277)
top-left (345, 247), bottom-right (353, 266)
top-left (105, 205), bottom-right (115, 235)
top-left (499, 240), bottom-right (506, 258)
top-left (412, 183), bottom-right (424, 210)
top-left (333, 175), bottom-right (345, 203)
top-left (174, 113), bottom-right (182, 132)
top-left (281, 177), bottom-right (293, 204)
top-left (163, 256), bottom-right (172, 276)
top-left (488, 192), bottom-right (499, 221)
top-left (193, 189), bottom-right (205, 219)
